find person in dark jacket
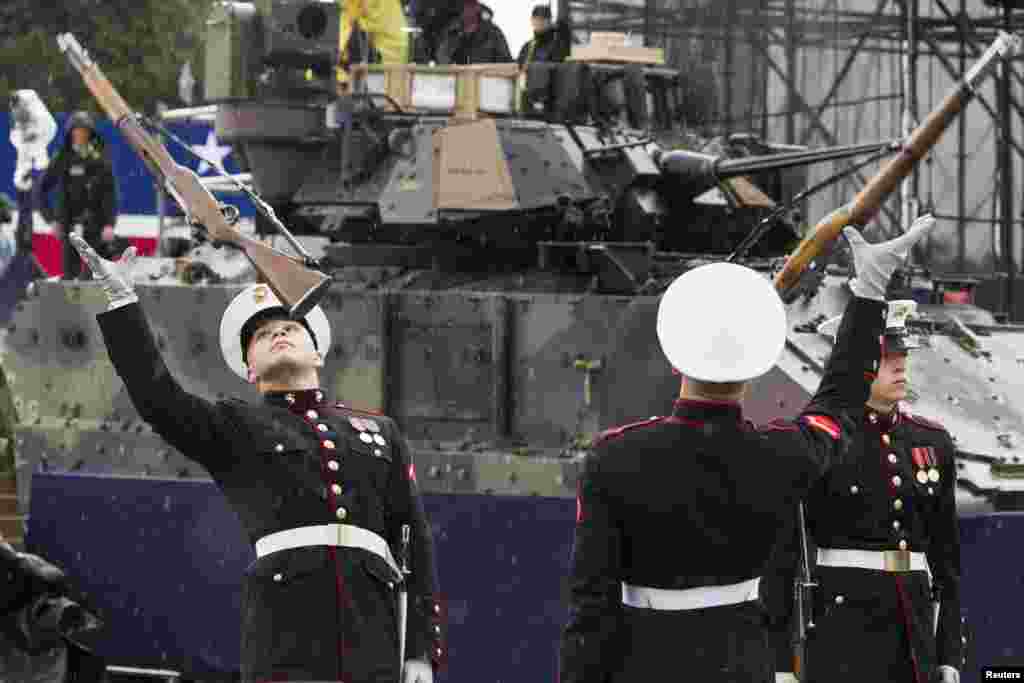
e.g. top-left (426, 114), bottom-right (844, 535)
top-left (516, 5), bottom-right (571, 68)
top-left (66, 235), bottom-right (445, 683)
top-left (767, 296), bottom-right (963, 683)
top-left (35, 111), bottom-right (118, 280)
top-left (435, 0), bottom-right (512, 65)
top-left (559, 214), bottom-right (936, 683)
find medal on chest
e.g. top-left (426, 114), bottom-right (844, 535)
top-left (911, 446), bottom-right (939, 486)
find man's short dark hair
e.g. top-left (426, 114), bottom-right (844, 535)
top-left (532, 5), bottom-right (552, 19)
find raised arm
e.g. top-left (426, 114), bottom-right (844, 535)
top-left (803, 214), bottom-right (937, 432)
top-left (72, 235), bottom-right (238, 473)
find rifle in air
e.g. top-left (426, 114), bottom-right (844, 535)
top-left (56, 33), bottom-right (332, 317)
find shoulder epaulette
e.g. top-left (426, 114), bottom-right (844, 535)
top-left (759, 414), bottom-right (841, 440)
top-left (906, 413), bottom-right (948, 432)
top-left (593, 416), bottom-right (662, 446)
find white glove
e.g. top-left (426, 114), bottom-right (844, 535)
top-left (842, 213), bottom-right (936, 301)
top-left (937, 665), bottom-right (960, 683)
top-left (67, 233), bottom-right (139, 309)
top-left (403, 658), bottom-right (433, 683)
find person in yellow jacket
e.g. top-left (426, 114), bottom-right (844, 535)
top-left (337, 0), bottom-right (409, 89)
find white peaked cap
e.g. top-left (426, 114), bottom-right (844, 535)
top-left (219, 283), bottom-right (332, 380)
top-left (657, 262), bottom-right (787, 382)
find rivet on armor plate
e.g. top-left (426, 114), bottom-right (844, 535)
top-left (898, 539), bottom-right (908, 551)
top-left (328, 460), bottom-right (340, 471)
top-left (336, 507), bottom-right (347, 520)
top-left (306, 410), bottom-right (318, 420)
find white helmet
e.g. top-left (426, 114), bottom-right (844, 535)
top-left (219, 283), bottom-right (332, 381)
top-left (656, 262), bottom-right (787, 382)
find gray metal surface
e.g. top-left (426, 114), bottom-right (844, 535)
top-left (7, 270), bottom-right (1021, 517)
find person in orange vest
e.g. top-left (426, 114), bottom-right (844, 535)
top-left (337, 0), bottom-right (409, 90)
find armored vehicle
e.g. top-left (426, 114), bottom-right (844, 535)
top-left (1, 1), bottom-right (1021, 680)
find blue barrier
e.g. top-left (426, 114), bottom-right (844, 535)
top-left (958, 512), bottom-right (1024, 678)
top-left (25, 473), bottom-right (1022, 682)
top-left (26, 472), bottom-right (572, 681)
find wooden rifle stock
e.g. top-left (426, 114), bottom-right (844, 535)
top-left (774, 31), bottom-right (1022, 298)
top-left (56, 33), bottom-right (332, 317)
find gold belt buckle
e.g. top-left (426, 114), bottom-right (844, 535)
top-left (883, 549), bottom-right (911, 572)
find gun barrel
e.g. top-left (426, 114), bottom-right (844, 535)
top-left (714, 140), bottom-right (898, 177)
top-left (655, 139), bottom-right (899, 201)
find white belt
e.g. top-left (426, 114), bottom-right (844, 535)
top-left (817, 547), bottom-right (928, 573)
top-left (622, 577), bottom-right (760, 611)
top-left (255, 523), bottom-right (401, 576)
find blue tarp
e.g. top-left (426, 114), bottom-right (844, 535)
top-left (25, 472), bottom-right (1022, 682)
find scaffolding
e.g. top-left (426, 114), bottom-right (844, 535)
top-left (561, 0), bottom-right (1024, 315)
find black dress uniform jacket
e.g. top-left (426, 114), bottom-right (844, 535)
top-left (96, 303), bottom-right (444, 683)
top-left (765, 406), bottom-right (963, 683)
top-left (559, 297), bottom-right (886, 683)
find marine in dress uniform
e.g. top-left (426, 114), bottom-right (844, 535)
top-left (68, 235), bottom-right (444, 683)
top-left (768, 299), bottom-right (963, 683)
top-left (559, 216), bottom-right (936, 683)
